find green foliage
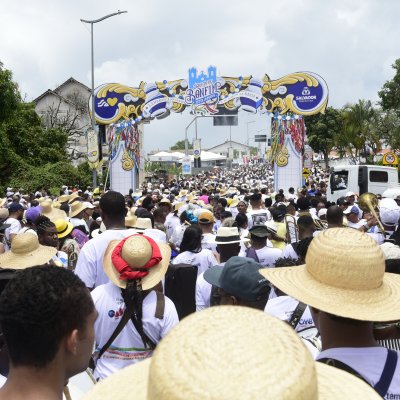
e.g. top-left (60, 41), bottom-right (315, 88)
top-left (170, 140), bottom-right (192, 150)
top-left (305, 107), bottom-right (342, 167)
top-left (0, 62), bottom-right (21, 122)
top-left (0, 62), bottom-right (91, 194)
top-left (379, 59), bottom-right (400, 114)
top-left (6, 161), bottom-right (92, 195)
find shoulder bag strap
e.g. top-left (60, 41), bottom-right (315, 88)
top-left (373, 349), bottom-right (398, 397)
top-left (288, 301), bottom-right (306, 330)
top-left (154, 291), bottom-right (165, 319)
top-left (97, 300), bottom-right (135, 360)
top-left (317, 358), bottom-right (370, 387)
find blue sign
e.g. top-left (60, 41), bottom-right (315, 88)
top-left (185, 66), bottom-right (220, 106)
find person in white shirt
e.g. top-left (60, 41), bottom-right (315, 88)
top-left (4, 203), bottom-right (23, 247)
top-left (196, 227), bottom-right (247, 311)
top-left (239, 225), bottom-right (282, 267)
top-left (75, 191), bottom-right (133, 289)
top-left (172, 225), bottom-right (217, 276)
top-left (246, 193), bottom-right (271, 230)
top-left (261, 228), bottom-right (400, 398)
top-left (344, 205), bottom-right (365, 229)
top-left (198, 210), bottom-right (217, 253)
top-left (92, 234), bottom-right (178, 380)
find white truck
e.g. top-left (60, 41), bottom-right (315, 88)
top-left (327, 165), bottom-right (399, 203)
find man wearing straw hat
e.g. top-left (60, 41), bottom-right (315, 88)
top-left (75, 191), bottom-right (134, 290)
top-left (261, 228), bottom-right (400, 398)
top-left (196, 227), bottom-right (248, 311)
top-left (82, 306), bottom-right (381, 400)
top-left (91, 234), bottom-right (178, 380)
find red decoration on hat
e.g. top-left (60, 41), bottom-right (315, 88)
top-left (111, 235), bottom-right (162, 281)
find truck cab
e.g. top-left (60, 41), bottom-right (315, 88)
top-left (328, 165), bottom-right (399, 203)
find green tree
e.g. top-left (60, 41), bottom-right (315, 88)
top-left (305, 107), bottom-right (342, 168)
top-left (170, 140), bottom-right (192, 150)
top-left (379, 59), bottom-right (400, 114)
top-left (340, 100), bottom-right (377, 164)
top-left (0, 62), bottom-right (91, 193)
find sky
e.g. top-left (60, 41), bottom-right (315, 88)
top-left (1, 0), bottom-right (399, 154)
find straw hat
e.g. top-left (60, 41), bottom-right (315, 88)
top-left (212, 227), bottom-right (249, 244)
top-left (58, 194), bottom-right (70, 203)
top-left (0, 233), bottom-right (56, 269)
top-left (68, 192), bottom-right (80, 204)
top-left (103, 234), bottom-right (171, 290)
top-left (82, 306), bottom-right (380, 400)
top-left (41, 201), bottom-right (67, 222)
top-left (0, 198), bottom-right (6, 208)
top-left (133, 218), bottom-right (152, 231)
top-left (159, 198), bottom-right (171, 205)
top-left (125, 213), bottom-right (138, 228)
top-left (260, 228), bottom-right (400, 322)
top-left (69, 202), bottom-right (89, 218)
top-left (178, 189), bottom-right (188, 197)
top-left (54, 219), bottom-right (73, 239)
top-left (229, 198), bottom-right (239, 208)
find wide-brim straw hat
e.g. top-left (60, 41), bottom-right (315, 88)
top-left (54, 219), bottom-right (73, 239)
top-left (41, 201), bottom-right (67, 222)
top-left (68, 192), bottom-right (80, 204)
top-left (125, 213), bottom-right (138, 228)
top-left (212, 227), bottom-right (249, 244)
top-left (58, 194), bottom-right (70, 203)
top-left (133, 218), bottom-right (152, 231)
top-left (82, 306), bottom-right (380, 400)
top-left (178, 190), bottom-right (188, 197)
top-left (103, 234), bottom-right (171, 291)
top-left (260, 228), bottom-right (400, 322)
top-left (229, 198), bottom-right (239, 208)
top-left (69, 202), bottom-right (88, 218)
top-left (0, 233), bottom-right (56, 269)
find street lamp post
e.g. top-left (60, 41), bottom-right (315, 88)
top-left (246, 120), bottom-right (256, 146)
top-left (81, 10), bottom-right (127, 188)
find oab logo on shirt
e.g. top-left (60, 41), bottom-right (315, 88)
top-left (108, 307), bottom-right (124, 319)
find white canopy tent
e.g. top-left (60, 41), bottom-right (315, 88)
top-left (178, 151), bottom-right (226, 162)
top-left (148, 151), bottom-right (185, 162)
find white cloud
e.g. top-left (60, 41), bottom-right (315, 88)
top-left (1, 0), bottom-right (400, 153)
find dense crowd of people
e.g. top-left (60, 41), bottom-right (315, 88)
top-left (0, 163), bottom-right (399, 399)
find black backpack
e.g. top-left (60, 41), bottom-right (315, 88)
top-left (164, 263), bottom-right (198, 320)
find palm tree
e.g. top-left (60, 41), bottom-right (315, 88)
top-left (341, 100), bottom-right (377, 163)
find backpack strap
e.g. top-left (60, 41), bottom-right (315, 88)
top-left (245, 247), bottom-right (260, 263)
top-left (318, 349), bottom-right (398, 398)
top-left (154, 291), bottom-right (165, 319)
top-left (96, 298), bottom-right (135, 361)
top-left (374, 349), bottom-right (398, 397)
top-left (288, 301), bottom-right (306, 330)
top-left (317, 358), bottom-right (370, 387)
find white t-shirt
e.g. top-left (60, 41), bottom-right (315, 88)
top-left (348, 219), bottom-right (365, 229)
top-left (5, 217), bottom-right (21, 242)
top-left (91, 283), bottom-right (179, 380)
top-left (195, 263), bottom-right (224, 311)
top-left (75, 229), bottom-right (134, 289)
top-left (170, 224), bottom-right (186, 249)
top-left (165, 213), bottom-right (180, 240)
top-left (281, 243), bottom-right (299, 260)
top-left (201, 232), bottom-right (217, 252)
top-left (246, 209), bottom-right (271, 230)
top-left (172, 249), bottom-right (218, 276)
top-left (316, 347), bottom-right (400, 397)
top-left (239, 246), bottom-right (282, 267)
top-left (264, 296), bottom-right (314, 333)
